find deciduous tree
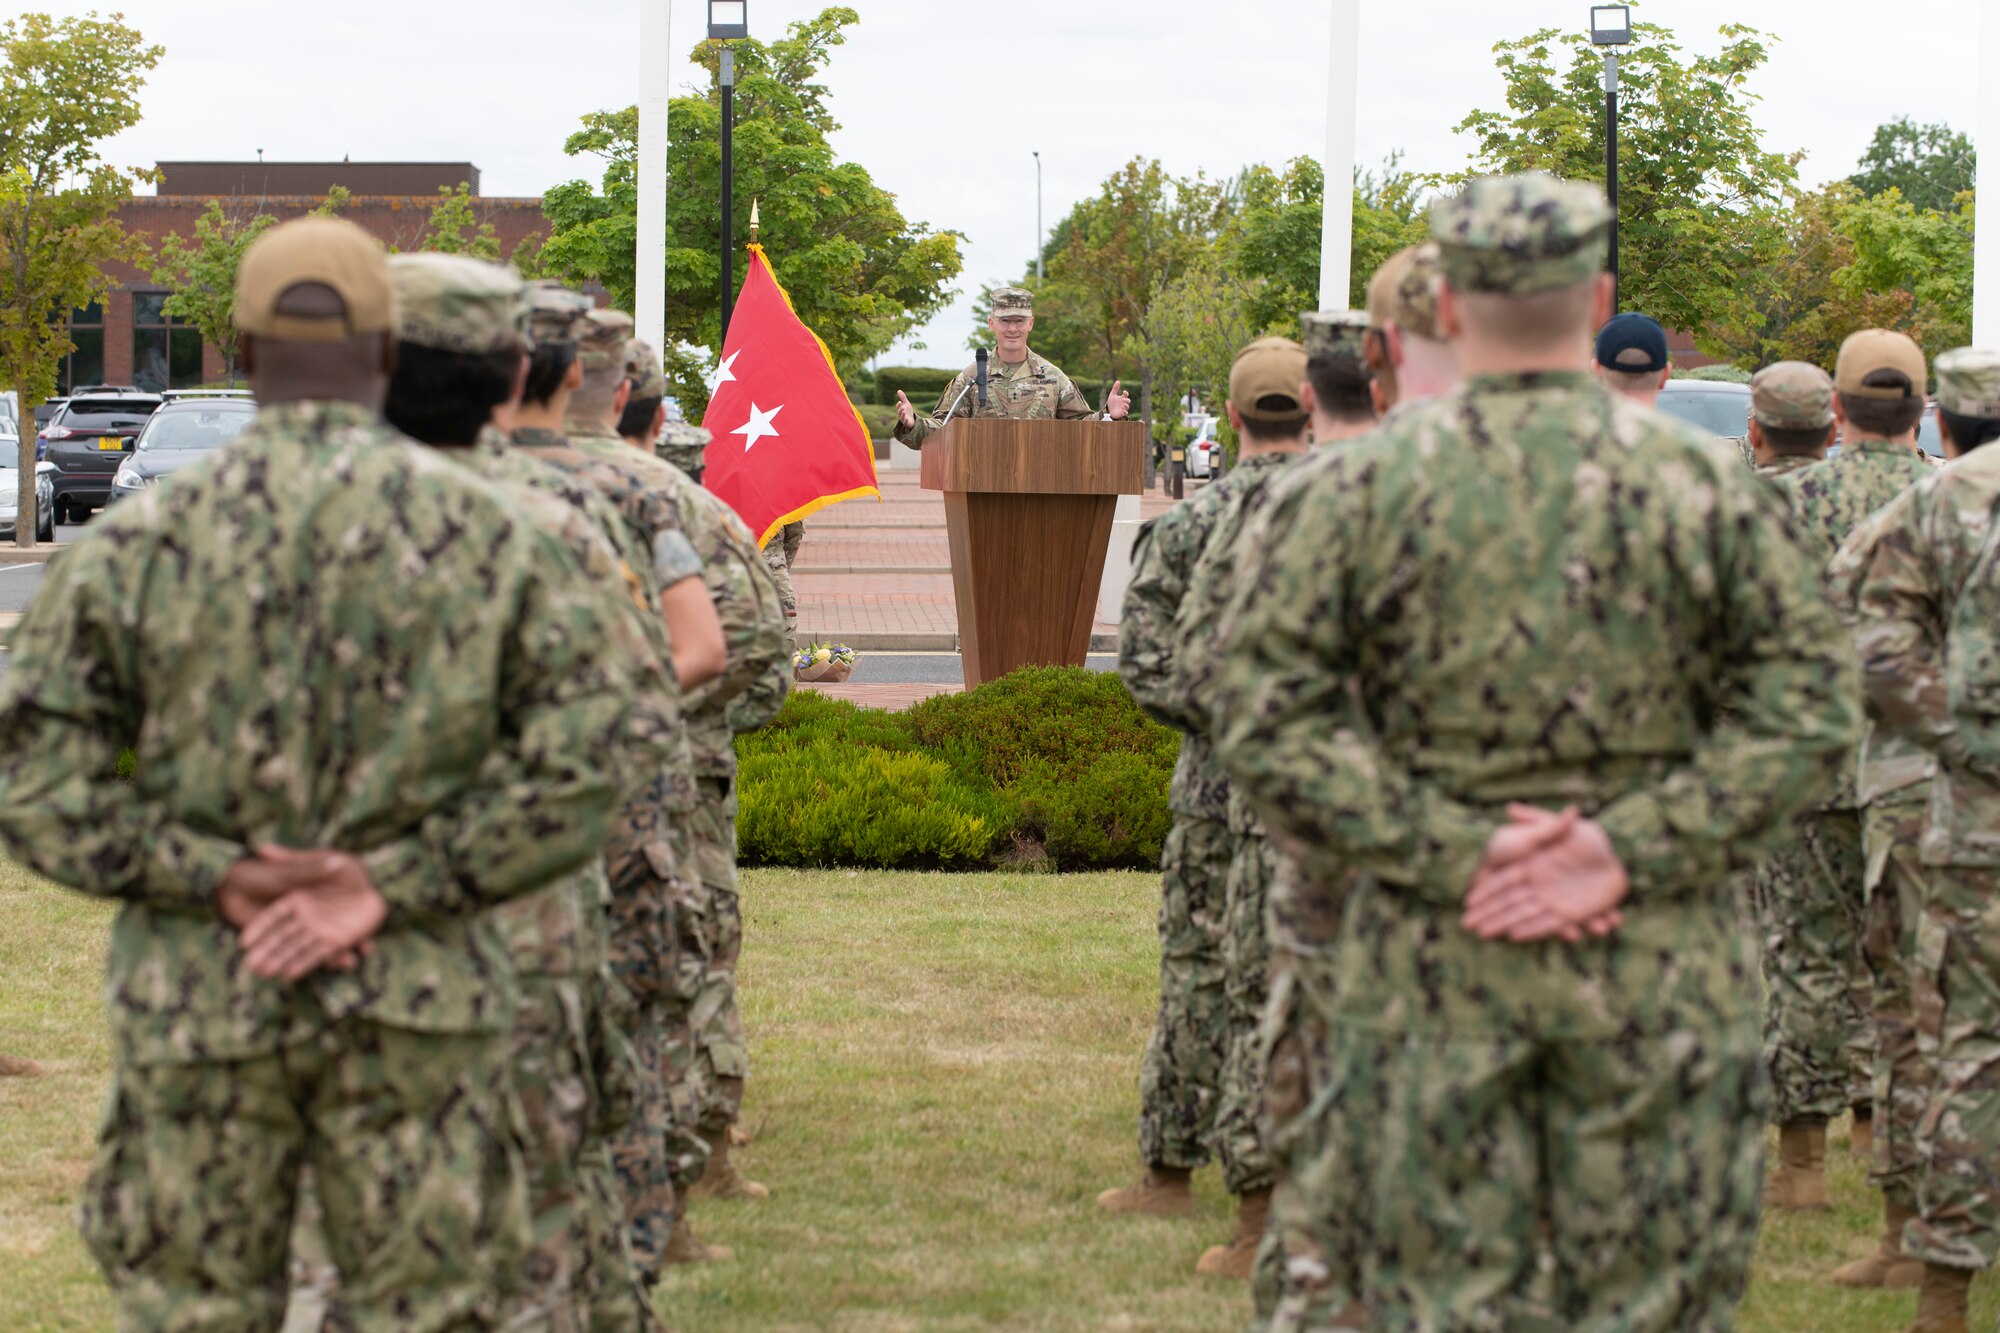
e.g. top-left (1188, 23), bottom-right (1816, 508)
top-left (1850, 117), bottom-right (1975, 216)
top-left (149, 201), bottom-right (275, 386)
top-left (418, 182), bottom-right (501, 260)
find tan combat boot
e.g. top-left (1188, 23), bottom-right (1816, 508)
top-left (1195, 1187), bottom-right (1272, 1279)
top-left (728, 1125), bottom-right (752, 1148)
top-left (1765, 1120), bottom-right (1831, 1211)
top-left (1852, 1105), bottom-right (1876, 1157)
top-left (664, 1214), bottom-right (734, 1265)
top-left (1096, 1165), bottom-right (1197, 1218)
top-left (691, 1127), bottom-right (769, 1201)
top-left (1831, 1197), bottom-right (1924, 1288)
top-left (1901, 1262), bottom-right (1972, 1333)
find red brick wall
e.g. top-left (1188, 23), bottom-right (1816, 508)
top-left (82, 195), bottom-right (549, 390)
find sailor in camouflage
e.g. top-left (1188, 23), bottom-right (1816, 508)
top-left (1747, 360), bottom-right (1837, 476)
top-left (511, 287), bottom-right (731, 1278)
top-left (1213, 173), bottom-right (1858, 1331)
top-left (617, 337), bottom-right (793, 1205)
top-left (383, 252), bottom-right (679, 1330)
top-left (1834, 344), bottom-right (2000, 1333)
top-left (1756, 336), bottom-right (1933, 1216)
top-left (0, 218), bottom-right (651, 1331)
top-left (892, 286), bottom-right (1132, 447)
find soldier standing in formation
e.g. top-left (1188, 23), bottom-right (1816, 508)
top-left (891, 287), bottom-right (1133, 448)
top-left (1590, 311), bottom-right (1671, 408)
top-left (615, 339), bottom-right (793, 1209)
top-left (0, 218), bottom-right (658, 1328)
top-left (1758, 334), bottom-right (1934, 1212)
top-left (1212, 174), bottom-right (1857, 1328)
top-left (1836, 347), bottom-right (2000, 1333)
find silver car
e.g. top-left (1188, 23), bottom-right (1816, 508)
top-left (0, 419), bottom-right (57, 542)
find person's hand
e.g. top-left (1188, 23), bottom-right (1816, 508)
top-left (1461, 813), bottom-right (1630, 944)
top-left (238, 851), bottom-right (388, 982)
top-left (895, 390), bottom-right (916, 430)
top-left (1477, 803), bottom-right (1580, 875)
top-left (1106, 380), bottom-right (1132, 420)
top-left (217, 846), bottom-right (340, 915)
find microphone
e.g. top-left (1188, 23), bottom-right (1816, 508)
top-left (975, 348), bottom-right (989, 408)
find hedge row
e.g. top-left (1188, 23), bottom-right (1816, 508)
top-left (736, 667), bottom-right (1177, 871)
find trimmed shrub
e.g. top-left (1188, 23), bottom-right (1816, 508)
top-left (856, 403), bottom-right (899, 440)
top-left (874, 366), bottom-right (961, 406)
top-left (907, 666), bottom-right (1178, 787)
top-left (1011, 751), bottom-right (1173, 869)
top-left (737, 742), bottom-right (1002, 868)
top-left (1673, 365), bottom-right (1753, 384)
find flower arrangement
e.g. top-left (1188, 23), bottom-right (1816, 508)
top-left (794, 641), bottom-right (858, 683)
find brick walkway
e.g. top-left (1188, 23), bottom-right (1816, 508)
top-left (796, 471), bottom-right (1195, 651)
top-left (796, 680), bottom-right (963, 710)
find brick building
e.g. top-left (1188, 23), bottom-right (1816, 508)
top-left (59, 161), bottom-right (546, 394)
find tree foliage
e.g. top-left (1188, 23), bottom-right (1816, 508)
top-left (418, 182), bottom-right (500, 260)
top-left (540, 7), bottom-right (962, 422)
top-left (1850, 117), bottom-right (1976, 215)
top-left (149, 201), bottom-right (275, 385)
top-left (1450, 20), bottom-right (1797, 354)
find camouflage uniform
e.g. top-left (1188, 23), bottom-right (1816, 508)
top-left (0, 373), bottom-right (646, 1332)
top-left (892, 292), bottom-right (1099, 449)
top-left (390, 254), bottom-right (672, 1329)
top-left (1211, 175), bottom-right (1859, 1330)
top-left (513, 301), bottom-right (710, 1278)
top-left (1763, 417), bottom-right (1936, 1143)
top-left (1837, 346), bottom-right (2000, 1273)
top-left (762, 521), bottom-right (805, 649)
top-left (1116, 472), bottom-right (1245, 1172)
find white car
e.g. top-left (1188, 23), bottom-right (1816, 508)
top-left (0, 419), bottom-right (57, 542)
top-left (1184, 415), bottom-right (1219, 479)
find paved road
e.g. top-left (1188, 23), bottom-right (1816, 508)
top-left (0, 521), bottom-right (84, 612)
top-left (852, 653), bottom-right (1117, 685)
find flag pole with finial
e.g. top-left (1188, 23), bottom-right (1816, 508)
top-left (750, 198), bottom-right (761, 248)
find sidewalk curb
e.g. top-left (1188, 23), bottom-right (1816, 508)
top-left (0, 546), bottom-right (60, 566)
top-left (796, 630), bottom-right (1119, 654)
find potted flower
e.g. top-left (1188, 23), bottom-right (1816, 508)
top-left (794, 641), bottom-right (858, 683)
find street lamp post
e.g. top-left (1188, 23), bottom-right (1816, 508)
top-left (1590, 5), bottom-right (1631, 305)
top-left (1033, 150), bottom-right (1044, 281)
top-left (711, 1), bottom-right (749, 340)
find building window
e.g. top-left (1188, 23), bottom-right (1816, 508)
top-left (56, 302), bottom-right (104, 395)
top-left (132, 292), bottom-right (203, 393)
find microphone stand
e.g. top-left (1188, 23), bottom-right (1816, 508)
top-left (935, 348), bottom-right (992, 423)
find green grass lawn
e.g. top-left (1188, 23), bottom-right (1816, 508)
top-left (2, 862), bottom-right (1995, 1331)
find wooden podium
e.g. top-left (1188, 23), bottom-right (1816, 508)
top-left (919, 418), bottom-right (1145, 687)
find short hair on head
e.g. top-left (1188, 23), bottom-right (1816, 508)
top-left (522, 342), bottom-right (576, 407)
top-left (1455, 278), bottom-right (1597, 347)
top-left (1940, 407), bottom-right (2000, 453)
top-left (1306, 351), bottom-right (1374, 423)
top-left (1839, 372), bottom-right (1925, 437)
top-left (570, 362), bottom-right (626, 419)
top-left (384, 341), bottom-right (520, 446)
top-left (1239, 411), bottom-right (1311, 443)
top-left (1760, 422), bottom-right (1834, 456)
top-left (619, 392), bottom-right (665, 440)
top-left (1601, 367), bottom-right (1663, 394)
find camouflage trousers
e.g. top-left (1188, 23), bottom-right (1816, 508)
top-left (1905, 862), bottom-right (2000, 1270)
top-left (1137, 813), bottom-right (1233, 1170)
top-left (1256, 1009), bottom-right (1768, 1332)
top-left (603, 795), bottom-right (710, 1278)
top-left (1750, 808), bottom-right (1873, 1123)
top-left (763, 523), bottom-right (802, 648)
top-left (80, 1021), bottom-right (531, 1333)
top-left (1215, 825), bottom-right (1276, 1196)
top-left (1862, 794), bottom-right (1933, 1213)
top-left (688, 776), bottom-right (749, 1132)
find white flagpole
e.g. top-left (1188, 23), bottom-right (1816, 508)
top-left (1976, 0), bottom-right (2000, 346)
top-left (636, 0), bottom-right (672, 347)
top-left (1318, 0), bottom-right (1361, 310)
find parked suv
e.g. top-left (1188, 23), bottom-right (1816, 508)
top-left (43, 388), bottom-right (163, 520)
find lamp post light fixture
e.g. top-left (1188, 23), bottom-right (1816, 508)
top-left (711, 1), bottom-right (748, 338)
top-left (1589, 4), bottom-right (1630, 304)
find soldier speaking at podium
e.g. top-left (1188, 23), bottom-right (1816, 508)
top-left (893, 286), bottom-right (1134, 446)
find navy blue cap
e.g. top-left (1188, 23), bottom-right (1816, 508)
top-left (1594, 312), bottom-right (1669, 374)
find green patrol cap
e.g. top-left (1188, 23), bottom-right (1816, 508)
top-left (625, 339), bottom-right (668, 399)
top-left (577, 310), bottom-right (633, 370)
top-left (991, 287), bottom-right (1034, 320)
top-left (1431, 172), bottom-right (1610, 296)
top-left (527, 281), bottom-right (593, 349)
top-left (1935, 347), bottom-right (2000, 419)
top-left (388, 253), bottom-right (528, 356)
top-left (1302, 310), bottom-right (1369, 360)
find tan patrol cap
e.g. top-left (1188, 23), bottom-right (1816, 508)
top-left (1365, 243), bottom-right (1444, 340)
top-left (1229, 336), bottom-right (1308, 421)
top-left (236, 217), bottom-right (395, 343)
top-left (1750, 361), bottom-right (1834, 430)
top-left (1835, 329), bottom-right (1927, 401)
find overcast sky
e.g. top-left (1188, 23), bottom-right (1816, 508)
top-left (40, 0), bottom-right (1982, 365)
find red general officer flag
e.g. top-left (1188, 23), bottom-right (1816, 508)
top-left (701, 244), bottom-right (880, 546)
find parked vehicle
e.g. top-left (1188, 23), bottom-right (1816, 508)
top-left (42, 389), bottom-right (163, 520)
top-left (32, 397), bottom-right (67, 460)
top-left (1656, 380), bottom-right (1752, 446)
top-left (109, 397), bottom-right (255, 500)
top-left (1184, 414), bottom-right (1219, 479)
top-left (0, 419), bottom-right (57, 542)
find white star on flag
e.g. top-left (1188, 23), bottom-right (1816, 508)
top-left (732, 402), bottom-right (784, 451)
top-left (715, 350), bottom-right (740, 387)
